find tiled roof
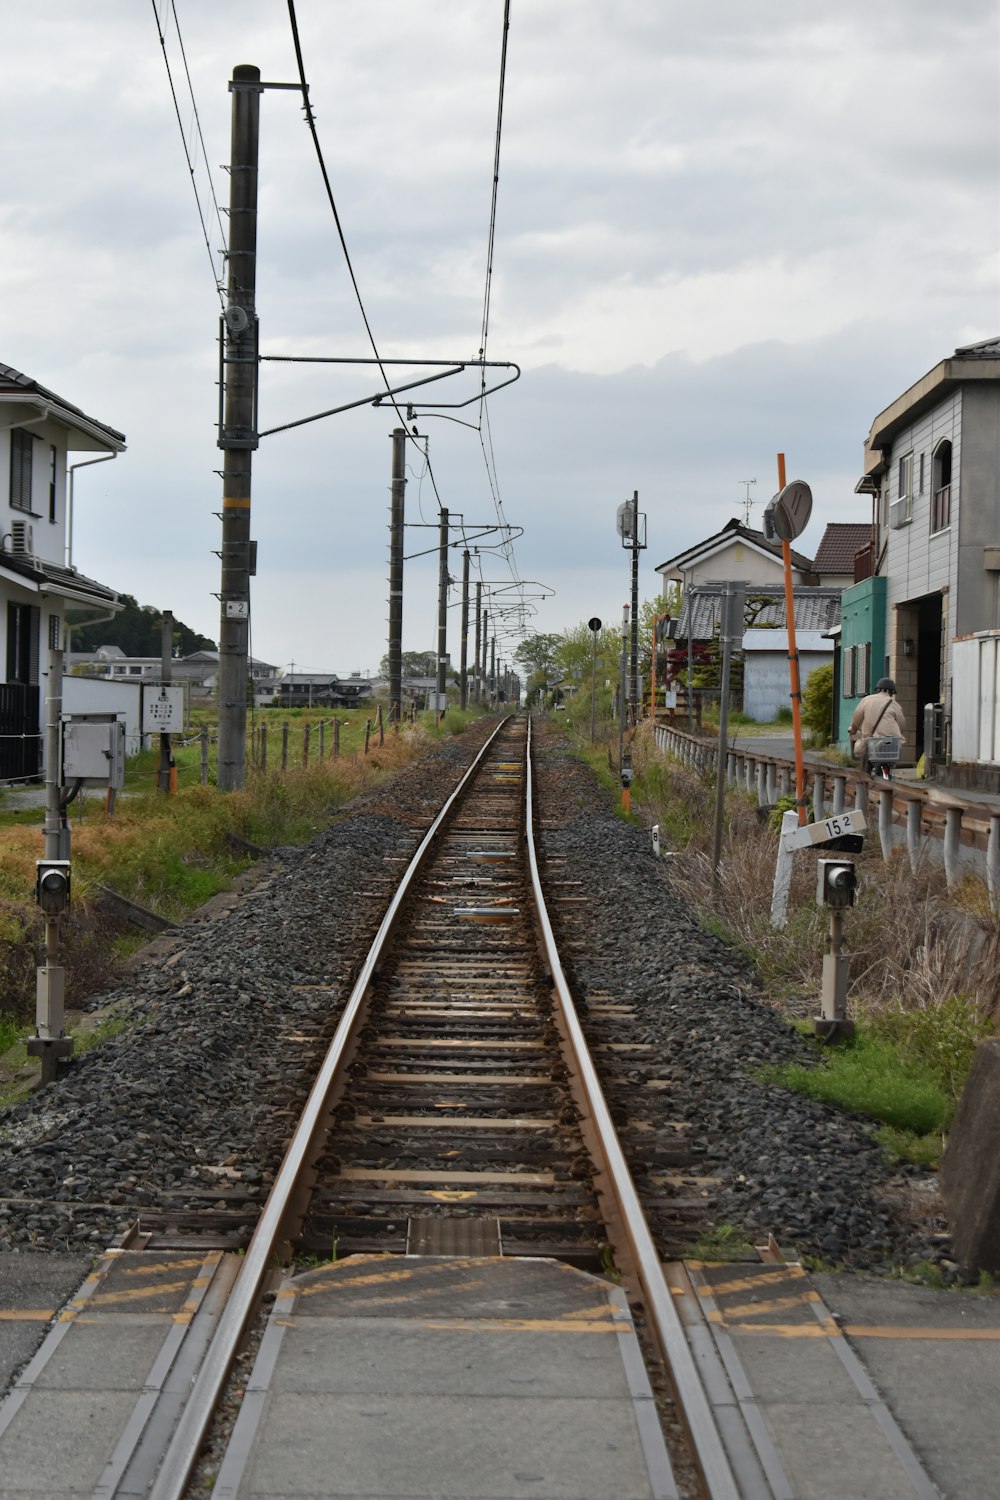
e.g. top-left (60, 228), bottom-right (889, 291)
top-left (812, 524), bottom-right (871, 574)
top-left (676, 584), bottom-right (841, 642)
top-left (954, 336), bottom-right (1000, 360)
top-left (0, 361), bottom-right (125, 447)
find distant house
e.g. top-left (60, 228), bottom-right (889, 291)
top-left (839, 336), bottom-right (1000, 779)
top-left (271, 673), bottom-right (372, 709)
top-left (655, 516), bottom-right (817, 596)
top-left (1, 362), bottom-right (125, 781)
top-left (811, 523), bottom-right (873, 590)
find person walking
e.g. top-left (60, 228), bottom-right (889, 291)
top-left (849, 677), bottom-right (905, 776)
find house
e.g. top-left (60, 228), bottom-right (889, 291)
top-left (811, 523), bottom-right (873, 590)
top-left (838, 336), bottom-right (1000, 781)
top-left (271, 673), bottom-right (372, 709)
top-left (655, 516), bottom-right (818, 596)
top-left (673, 583), bottom-right (840, 721)
top-left (1, 363), bottom-right (125, 781)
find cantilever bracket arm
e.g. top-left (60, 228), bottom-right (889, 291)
top-left (256, 357), bottom-right (521, 439)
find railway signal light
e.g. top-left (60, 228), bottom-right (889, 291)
top-left (36, 860), bottom-right (71, 915)
top-left (817, 858), bottom-right (857, 910)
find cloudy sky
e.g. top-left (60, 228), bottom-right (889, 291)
top-left (3, 1), bottom-right (998, 675)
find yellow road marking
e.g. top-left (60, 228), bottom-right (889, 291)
top-left (121, 1257), bottom-right (210, 1277)
top-left (0, 1309), bottom-right (53, 1322)
top-left (87, 1279), bottom-right (204, 1306)
top-left (694, 1267), bottom-right (802, 1298)
top-left (714, 1292), bottom-right (822, 1321)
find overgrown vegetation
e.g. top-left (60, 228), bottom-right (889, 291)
top-left (555, 705), bottom-right (1000, 1167)
top-left (0, 710), bottom-right (483, 1029)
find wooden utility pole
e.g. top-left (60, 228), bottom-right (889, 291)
top-left (388, 428), bottom-right (406, 727)
top-left (217, 64), bottom-right (261, 791)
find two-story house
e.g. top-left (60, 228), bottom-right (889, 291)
top-left (1, 363), bottom-right (124, 780)
top-left (839, 337), bottom-right (1000, 779)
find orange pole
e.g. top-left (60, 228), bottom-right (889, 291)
top-left (777, 451), bottom-right (807, 824)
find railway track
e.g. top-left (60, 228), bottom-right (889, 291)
top-left (132, 712), bottom-right (738, 1500)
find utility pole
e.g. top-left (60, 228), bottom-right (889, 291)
top-left (629, 492), bottom-right (640, 718)
top-left (436, 507), bottom-right (449, 721)
top-left (489, 634), bottom-right (496, 707)
top-left (388, 428), bottom-right (406, 728)
top-left (28, 646), bottom-right (73, 1084)
top-left (217, 63), bottom-right (261, 791)
top-left (474, 583), bottom-right (483, 704)
top-left (460, 549), bottom-right (470, 709)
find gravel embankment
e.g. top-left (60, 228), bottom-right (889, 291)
top-left (0, 715), bottom-right (948, 1275)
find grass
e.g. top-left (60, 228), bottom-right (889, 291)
top-left (691, 1222), bottom-right (757, 1262)
top-left (0, 708), bottom-right (490, 1025)
top-left (759, 1033), bottom-right (952, 1136)
top-left (557, 707), bottom-right (1000, 1170)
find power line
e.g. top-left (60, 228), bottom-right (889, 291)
top-left (285, 0), bottom-right (419, 455)
top-left (149, 0), bottom-right (227, 305)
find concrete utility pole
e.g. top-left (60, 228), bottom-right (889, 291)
top-left (388, 428), bottom-right (406, 727)
top-left (436, 507), bottom-right (449, 721)
top-left (474, 583), bottom-right (483, 704)
top-left (28, 647), bottom-right (72, 1084)
top-left (460, 549), bottom-right (470, 709)
top-left (629, 492), bottom-right (640, 717)
top-left (217, 63), bottom-right (261, 792)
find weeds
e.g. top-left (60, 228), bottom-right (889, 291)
top-left (692, 1222), bottom-right (756, 1262)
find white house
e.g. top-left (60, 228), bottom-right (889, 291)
top-left (1, 363), bottom-right (125, 781)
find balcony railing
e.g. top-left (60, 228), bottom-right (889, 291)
top-left (0, 682), bottom-right (41, 781)
top-left (853, 542), bottom-right (874, 583)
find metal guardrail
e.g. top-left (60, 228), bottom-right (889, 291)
top-left (654, 723), bottom-right (1000, 910)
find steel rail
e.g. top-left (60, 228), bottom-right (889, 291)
top-left (147, 716), bottom-right (514, 1500)
top-left (523, 716), bottom-right (741, 1500)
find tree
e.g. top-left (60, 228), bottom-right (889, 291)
top-left (801, 662), bottom-right (835, 744)
top-left (377, 650), bottom-right (440, 678)
top-left (71, 595), bottom-right (215, 656)
top-left (513, 633), bottom-right (562, 682)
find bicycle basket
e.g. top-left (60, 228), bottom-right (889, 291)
top-left (870, 735), bottom-right (901, 763)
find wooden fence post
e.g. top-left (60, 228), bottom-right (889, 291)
top-left (260, 723), bottom-right (267, 773)
top-left (282, 721), bottom-right (289, 772)
top-left (200, 726), bottom-right (209, 785)
top-left (303, 722), bottom-right (311, 767)
top-left (333, 719), bottom-right (340, 758)
top-left (364, 719), bottom-right (371, 755)
top-left (319, 720), bottom-right (325, 760)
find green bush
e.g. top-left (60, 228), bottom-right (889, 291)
top-left (801, 662), bottom-right (834, 744)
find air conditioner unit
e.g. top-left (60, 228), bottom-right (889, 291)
top-left (10, 519), bottom-right (34, 555)
top-left (888, 497), bottom-right (912, 530)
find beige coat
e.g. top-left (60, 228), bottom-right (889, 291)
top-left (849, 691), bottom-right (905, 744)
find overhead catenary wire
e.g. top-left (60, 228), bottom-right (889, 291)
top-left (149, 0), bottom-right (228, 306)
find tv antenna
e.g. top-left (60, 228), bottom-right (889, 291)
top-left (740, 478), bottom-right (757, 524)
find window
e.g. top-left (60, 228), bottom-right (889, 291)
top-left (919, 452), bottom-right (925, 494)
top-left (48, 446), bottom-right (57, 523)
top-left (931, 440), bottom-right (952, 533)
top-left (843, 647), bottom-right (855, 698)
top-left (857, 641), bottom-right (870, 696)
top-left (10, 429), bottom-right (34, 512)
top-left (898, 452), bottom-right (913, 500)
top-left (6, 602), bottom-right (40, 684)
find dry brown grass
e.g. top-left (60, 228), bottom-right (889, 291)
top-left (632, 722), bottom-right (1000, 1029)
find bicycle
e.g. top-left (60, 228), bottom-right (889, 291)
top-left (869, 734), bottom-right (901, 782)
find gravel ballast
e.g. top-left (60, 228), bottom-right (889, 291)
top-left (0, 716), bottom-right (947, 1278)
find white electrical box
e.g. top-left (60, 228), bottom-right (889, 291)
top-left (142, 684), bottom-right (185, 734)
top-left (62, 718), bottom-right (126, 789)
